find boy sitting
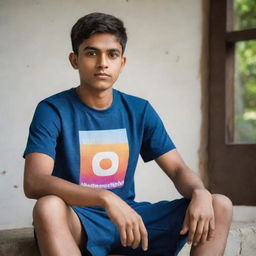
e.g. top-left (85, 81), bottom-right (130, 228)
top-left (23, 12), bottom-right (232, 256)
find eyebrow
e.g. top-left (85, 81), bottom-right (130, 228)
top-left (83, 46), bottom-right (121, 53)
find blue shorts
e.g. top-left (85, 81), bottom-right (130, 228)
top-left (71, 198), bottom-right (190, 256)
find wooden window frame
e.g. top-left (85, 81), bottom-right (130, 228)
top-left (208, 0), bottom-right (256, 205)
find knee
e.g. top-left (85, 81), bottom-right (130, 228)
top-left (212, 194), bottom-right (233, 220)
top-left (33, 195), bottom-right (67, 226)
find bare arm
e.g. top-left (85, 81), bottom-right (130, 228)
top-left (24, 152), bottom-right (111, 206)
top-left (155, 149), bottom-right (215, 247)
top-left (155, 149), bottom-right (205, 199)
top-left (24, 152), bottom-right (148, 251)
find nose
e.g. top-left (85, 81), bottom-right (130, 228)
top-left (97, 54), bottom-right (108, 69)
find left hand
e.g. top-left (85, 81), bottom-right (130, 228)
top-left (180, 189), bottom-right (215, 246)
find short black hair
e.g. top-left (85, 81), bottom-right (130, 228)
top-left (71, 12), bottom-right (127, 55)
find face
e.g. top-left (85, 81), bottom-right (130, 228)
top-left (69, 33), bottom-right (126, 92)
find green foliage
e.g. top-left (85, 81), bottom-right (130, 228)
top-left (234, 0), bottom-right (256, 30)
top-left (234, 115), bottom-right (256, 142)
top-left (236, 41), bottom-right (256, 110)
top-left (233, 0), bottom-right (256, 142)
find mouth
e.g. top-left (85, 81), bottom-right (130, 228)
top-left (94, 73), bottom-right (111, 78)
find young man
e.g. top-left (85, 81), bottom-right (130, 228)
top-left (23, 13), bottom-right (232, 256)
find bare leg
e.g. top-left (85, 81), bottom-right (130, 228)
top-left (190, 194), bottom-right (233, 256)
top-left (33, 195), bottom-right (87, 256)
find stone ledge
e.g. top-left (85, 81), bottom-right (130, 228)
top-left (0, 222), bottom-right (255, 256)
top-left (0, 228), bottom-right (39, 256)
top-left (179, 222), bottom-right (256, 256)
top-left (0, 228), bottom-right (121, 256)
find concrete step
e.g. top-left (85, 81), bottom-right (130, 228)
top-left (0, 222), bottom-right (255, 256)
top-left (179, 222), bottom-right (256, 256)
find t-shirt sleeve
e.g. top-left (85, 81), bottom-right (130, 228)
top-left (23, 101), bottom-right (61, 159)
top-left (140, 102), bottom-right (176, 162)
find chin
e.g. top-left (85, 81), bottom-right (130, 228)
top-left (91, 84), bottom-right (113, 92)
top-left (81, 80), bottom-right (114, 92)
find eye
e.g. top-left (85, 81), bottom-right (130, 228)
top-left (86, 51), bottom-right (97, 56)
top-left (109, 52), bottom-right (120, 58)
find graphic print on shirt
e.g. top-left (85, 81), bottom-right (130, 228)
top-left (79, 129), bottom-right (129, 189)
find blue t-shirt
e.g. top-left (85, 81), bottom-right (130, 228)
top-left (23, 88), bottom-right (175, 202)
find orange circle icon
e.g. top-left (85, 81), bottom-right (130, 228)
top-left (99, 158), bottom-right (112, 170)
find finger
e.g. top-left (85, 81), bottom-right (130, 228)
top-left (200, 222), bottom-right (209, 245)
top-left (120, 226), bottom-right (127, 247)
top-left (187, 218), bottom-right (197, 245)
top-left (139, 218), bottom-right (148, 251)
top-left (126, 225), bottom-right (134, 246)
top-left (210, 216), bottom-right (215, 231)
top-left (207, 218), bottom-right (215, 241)
top-left (193, 219), bottom-right (205, 246)
top-left (131, 223), bottom-right (141, 249)
top-left (180, 210), bottom-right (189, 235)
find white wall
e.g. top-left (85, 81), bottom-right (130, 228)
top-left (0, 0), bottom-right (254, 230)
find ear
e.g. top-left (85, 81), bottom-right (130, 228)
top-left (69, 52), bottom-right (78, 69)
top-left (120, 56), bottom-right (126, 72)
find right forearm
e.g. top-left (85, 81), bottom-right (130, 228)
top-left (25, 169), bottom-right (149, 252)
top-left (25, 173), bottom-right (112, 207)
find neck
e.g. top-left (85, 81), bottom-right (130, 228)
top-left (76, 86), bottom-right (113, 110)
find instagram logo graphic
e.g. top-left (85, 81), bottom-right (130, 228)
top-left (79, 129), bottom-right (129, 189)
top-left (92, 152), bottom-right (119, 176)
